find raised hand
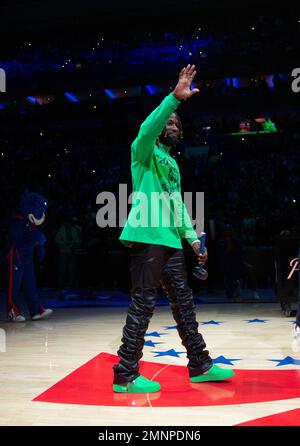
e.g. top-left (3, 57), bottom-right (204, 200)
top-left (173, 64), bottom-right (200, 101)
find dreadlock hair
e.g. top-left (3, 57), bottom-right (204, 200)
top-left (173, 112), bottom-right (183, 139)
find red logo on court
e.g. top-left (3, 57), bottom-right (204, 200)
top-left (33, 352), bottom-right (300, 425)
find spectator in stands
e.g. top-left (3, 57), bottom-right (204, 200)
top-left (55, 216), bottom-right (82, 293)
top-left (217, 224), bottom-right (243, 301)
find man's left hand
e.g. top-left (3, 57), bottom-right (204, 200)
top-left (192, 241), bottom-right (208, 264)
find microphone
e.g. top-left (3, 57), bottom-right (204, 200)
top-left (193, 232), bottom-right (208, 280)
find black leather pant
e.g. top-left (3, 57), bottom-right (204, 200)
top-left (113, 243), bottom-right (213, 384)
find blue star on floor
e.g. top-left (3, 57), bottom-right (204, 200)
top-left (213, 355), bottom-right (242, 366)
top-left (244, 318), bottom-right (269, 323)
top-left (162, 325), bottom-right (177, 330)
top-left (151, 349), bottom-right (185, 358)
top-left (268, 356), bottom-right (300, 367)
top-left (199, 320), bottom-right (224, 325)
top-left (144, 340), bottom-right (164, 347)
top-left (145, 331), bottom-right (167, 338)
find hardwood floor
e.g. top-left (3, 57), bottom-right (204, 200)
top-left (0, 303), bottom-right (299, 426)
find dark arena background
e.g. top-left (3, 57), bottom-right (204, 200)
top-left (1, 0), bottom-right (300, 430)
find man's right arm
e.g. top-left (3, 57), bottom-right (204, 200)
top-left (131, 93), bottom-right (181, 165)
top-left (131, 65), bottom-right (199, 165)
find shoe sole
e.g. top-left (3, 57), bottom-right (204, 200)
top-left (190, 371), bottom-right (235, 383)
top-left (113, 384), bottom-right (161, 393)
top-left (32, 311), bottom-right (53, 321)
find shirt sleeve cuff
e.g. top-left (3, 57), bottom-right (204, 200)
top-left (169, 92), bottom-right (181, 106)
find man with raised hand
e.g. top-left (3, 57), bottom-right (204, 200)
top-left (113, 65), bottom-right (234, 393)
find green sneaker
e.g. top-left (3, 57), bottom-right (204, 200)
top-left (113, 375), bottom-right (161, 393)
top-left (190, 364), bottom-right (235, 383)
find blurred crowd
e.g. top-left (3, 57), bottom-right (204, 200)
top-left (0, 9), bottom-right (299, 295)
top-left (1, 13), bottom-right (299, 82)
top-left (0, 108), bottom-right (299, 293)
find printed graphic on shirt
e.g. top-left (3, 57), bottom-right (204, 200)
top-left (155, 153), bottom-right (180, 194)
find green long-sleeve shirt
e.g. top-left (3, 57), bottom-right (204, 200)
top-left (120, 92), bottom-right (198, 249)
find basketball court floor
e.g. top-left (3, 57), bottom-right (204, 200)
top-left (0, 303), bottom-right (300, 426)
